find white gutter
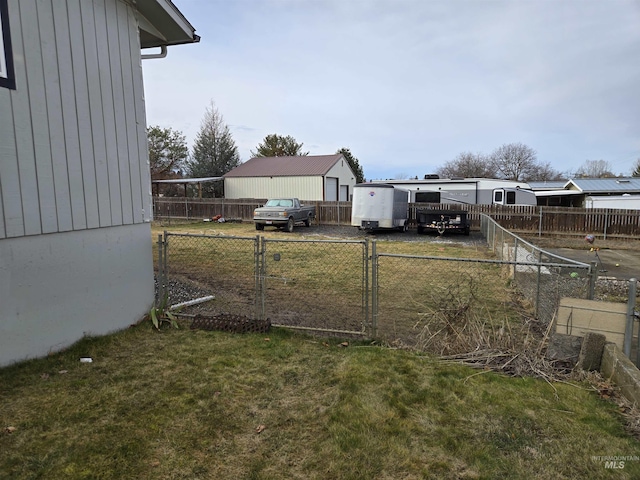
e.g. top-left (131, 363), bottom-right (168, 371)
top-left (141, 45), bottom-right (167, 60)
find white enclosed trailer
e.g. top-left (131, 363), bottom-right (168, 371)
top-left (378, 178), bottom-right (537, 206)
top-left (351, 183), bottom-right (410, 231)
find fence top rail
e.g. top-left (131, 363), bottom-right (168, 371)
top-left (164, 232), bottom-right (259, 241)
top-left (263, 238), bottom-right (367, 246)
top-left (376, 252), bottom-right (592, 269)
top-left (481, 214), bottom-right (590, 267)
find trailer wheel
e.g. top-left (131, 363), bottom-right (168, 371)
top-left (417, 225), bottom-right (424, 235)
top-left (286, 217), bottom-right (295, 232)
top-left (436, 222), bottom-right (445, 236)
top-left (255, 223), bottom-right (264, 231)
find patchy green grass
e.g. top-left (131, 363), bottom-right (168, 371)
top-left (1, 325), bottom-right (639, 479)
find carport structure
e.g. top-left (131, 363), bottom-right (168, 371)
top-left (152, 176), bottom-right (224, 197)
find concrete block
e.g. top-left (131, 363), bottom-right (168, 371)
top-left (546, 333), bottom-right (582, 368)
top-left (576, 332), bottom-right (606, 371)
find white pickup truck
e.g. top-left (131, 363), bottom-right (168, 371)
top-left (253, 198), bottom-right (316, 232)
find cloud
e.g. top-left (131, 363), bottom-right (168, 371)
top-left (143, 0), bottom-right (640, 179)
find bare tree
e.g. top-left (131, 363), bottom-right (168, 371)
top-left (632, 159), bottom-right (640, 177)
top-left (490, 143), bottom-right (538, 181)
top-left (526, 161), bottom-right (564, 182)
top-left (437, 152), bottom-right (496, 178)
top-left (575, 159), bottom-right (614, 178)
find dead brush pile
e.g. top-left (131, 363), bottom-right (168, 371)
top-left (413, 275), bottom-right (571, 381)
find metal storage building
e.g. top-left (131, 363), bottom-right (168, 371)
top-left (223, 154), bottom-right (357, 201)
top-left (0, 0), bottom-right (198, 366)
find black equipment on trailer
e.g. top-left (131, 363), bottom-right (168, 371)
top-left (416, 209), bottom-right (470, 236)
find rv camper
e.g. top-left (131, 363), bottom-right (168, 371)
top-left (378, 178), bottom-right (537, 206)
top-left (351, 184), bottom-right (410, 231)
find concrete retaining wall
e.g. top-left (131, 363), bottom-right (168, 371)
top-left (601, 343), bottom-right (640, 406)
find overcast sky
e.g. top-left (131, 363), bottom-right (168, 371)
top-left (142, 0), bottom-right (640, 180)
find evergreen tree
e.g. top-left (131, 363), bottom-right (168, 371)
top-left (147, 126), bottom-right (188, 180)
top-left (251, 134), bottom-right (308, 157)
top-left (186, 101), bottom-right (240, 197)
top-left (336, 147), bottom-right (365, 184)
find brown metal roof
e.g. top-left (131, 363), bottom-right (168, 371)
top-left (224, 154), bottom-right (344, 178)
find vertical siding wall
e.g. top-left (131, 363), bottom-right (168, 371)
top-left (225, 176), bottom-right (324, 201)
top-left (0, 0), bottom-right (150, 240)
top-left (0, 0), bottom-right (155, 366)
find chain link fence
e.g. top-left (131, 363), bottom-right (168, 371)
top-left (156, 223), bottom-right (596, 342)
top-left (480, 215), bottom-right (595, 323)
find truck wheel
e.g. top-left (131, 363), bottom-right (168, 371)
top-left (304, 214), bottom-right (311, 227)
top-left (255, 223), bottom-right (264, 231)
top-left (286, 217), bottom-right (295, 233)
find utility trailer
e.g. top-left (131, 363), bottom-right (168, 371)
top-left (416, 209), bottom-right (470, 236)
top-left (351, 183), bottom-right (410, 231)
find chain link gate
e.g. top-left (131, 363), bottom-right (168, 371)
top-left (260, 238), bottom-right (369, 336)
top-left (158, 232), bottom-right (261, 323)
top-left (157, 233), bottom-right (370, 336)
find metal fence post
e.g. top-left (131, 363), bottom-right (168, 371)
top-left (588, 262), bottom-right (597, 300)
top-left (371, 240), bottom-right (378, 338)
top-left (363, 239), bottom-right (369, 334)
top-left (535, 250), bottom-right (542, 318)
top-left (255, 235), bottom-right (262, 321)
top-left (491, 221), bottom-right (496, 253)
top-left (258, 236), bottom-right (266, 321)
top-left (625, 278), bottom-right (637, 358)
top-left (163, 231), bottom-right (168, 289)
top-left (513, 237), bottom-right (519, 279)
top-left (156, 234), bottom-right (165, 305)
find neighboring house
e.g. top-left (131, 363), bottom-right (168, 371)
top-left (0, 0), bottom-right (198, 366)
top-left (223, 154), bottom-right (357, 201)
top-left (531, 178), bottom-right (640, 208)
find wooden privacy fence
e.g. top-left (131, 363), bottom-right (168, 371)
top-left (153, 197), bottom-right (640, 238)
top-left (153, 197), bottom-right (352, 225)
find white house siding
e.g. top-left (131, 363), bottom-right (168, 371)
top-left (0, 0), bottom-right (154, 366)
top-left (225, 176), bottom-right (324, 201)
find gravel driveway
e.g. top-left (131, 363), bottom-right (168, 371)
top-left (298, 224), bottom-right (487, 246)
